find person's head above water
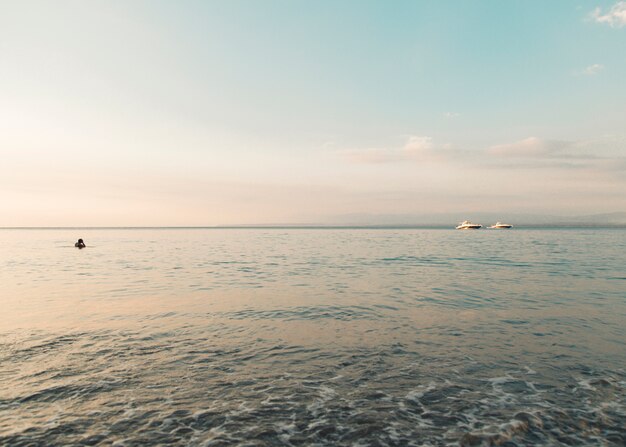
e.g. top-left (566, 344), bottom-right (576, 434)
top-left (75, 238), bottom-right (85, 248)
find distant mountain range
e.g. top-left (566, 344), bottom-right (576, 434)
top-left (322, 211), bottom-right (626, 227)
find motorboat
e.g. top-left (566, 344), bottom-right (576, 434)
top-left (456, 220), bottom-right (482, 230)
top-left (489, 222), bottom-right (513, 229)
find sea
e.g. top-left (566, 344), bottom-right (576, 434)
top-left (0, 228), bottom-right (624, 446)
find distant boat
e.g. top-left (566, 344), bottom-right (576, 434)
top-left (456, 220), bottom-right (482, 230)
top-left (489, 222), bottom-right (513, 229)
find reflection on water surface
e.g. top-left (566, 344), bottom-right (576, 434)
top-left (1, 229), bottom-right (625, 445)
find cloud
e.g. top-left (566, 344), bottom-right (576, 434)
top-left (572, 64), bottom-right (605, 77)
top-left (444, 112), bottom-right (460, 119)
top-left (590, 1), bottom-right (626, 27)
top-left (341, 134), bottom-right (626, 179)
top-left (484, 136), bottom-right (626, 173)
top-left (582, 63), bottom-right (605, 75)
top-left (487, 137), bottom-right (573, 158)
top-left (404, 136), bottom-right (434, 155)
top-left (341, 135), bottom-right (446, 164)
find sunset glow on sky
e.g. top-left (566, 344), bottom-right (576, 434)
top-left (1, 1), bottom-right (625, 226)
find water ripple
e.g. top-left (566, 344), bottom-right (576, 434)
top-left (0, 228), bottom-right (625, 445)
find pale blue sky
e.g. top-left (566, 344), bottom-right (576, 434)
top-left (1, 0), bottom-right (625, 225)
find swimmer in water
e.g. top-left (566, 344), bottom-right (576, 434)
top-left (75, 238), bottom-right (86, 249)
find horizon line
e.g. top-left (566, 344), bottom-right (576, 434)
top-left (2, 224), bottom-right (626, 230)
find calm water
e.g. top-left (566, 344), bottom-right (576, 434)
top-left (1, 228), bottom-right (625, 446)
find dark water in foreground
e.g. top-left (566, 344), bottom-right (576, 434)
top-left (0, 228), bottom-right (625, 446)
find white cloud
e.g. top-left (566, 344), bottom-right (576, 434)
top-left (590, 1), bottom-right (626, 27)
top-left (487, 137), bottom-right (571, 157)
top-left (582, 63), bottom-right (605, 75)
top-left (484, 136), bottom-right (626, 173)
top-left (404, 136), bottom-right (434, 154)
top-left (342, 135), bottom-right (626, 177)
top-left (444, 112), bottom-right (460, 119)
top-left (341, 135), bottom-right (442, 164)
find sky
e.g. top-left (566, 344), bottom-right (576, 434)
top-left (1, 0), bottom-right (625, 226)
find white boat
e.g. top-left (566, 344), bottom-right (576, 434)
top-left (489, 222), bottom-right (513, 229)
top-left (456, 220), bottom-right (482, 230)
